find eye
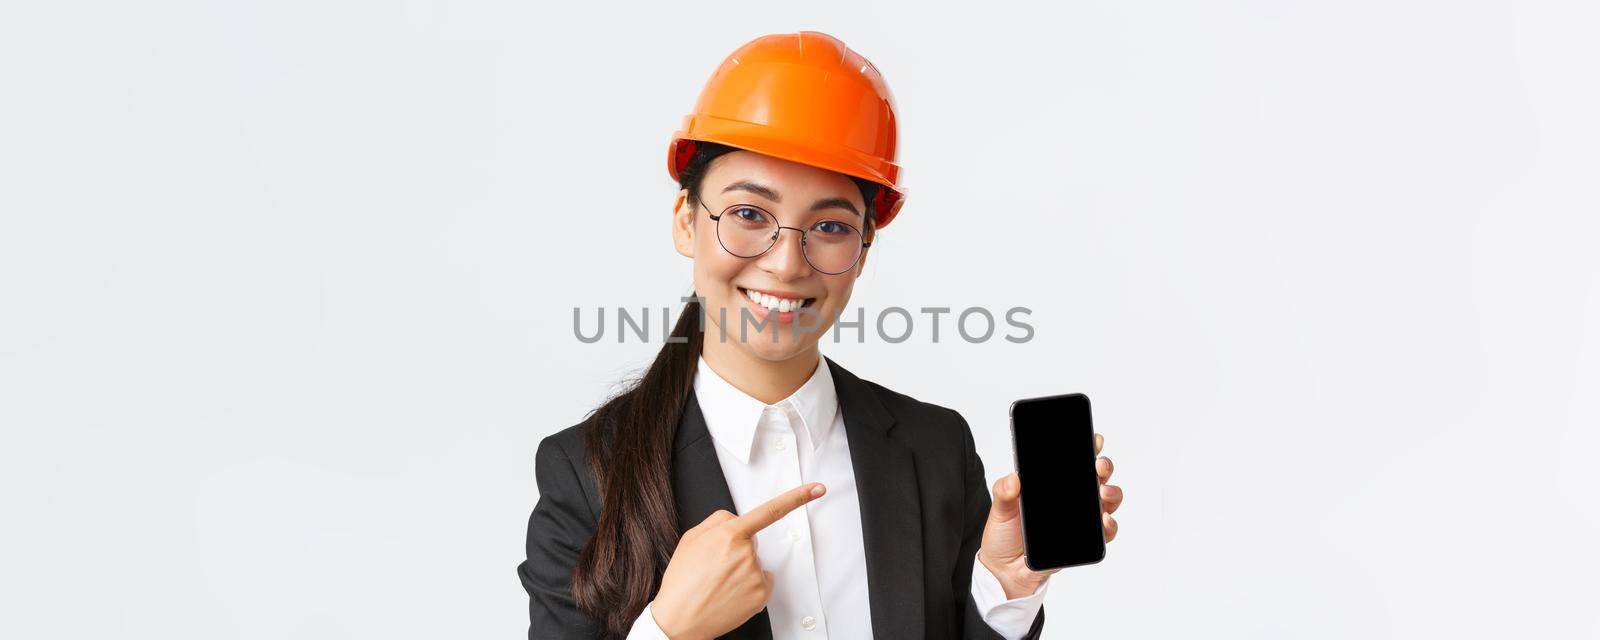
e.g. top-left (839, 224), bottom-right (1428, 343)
top-left (730, 206), bottom-right (768, 224)
top-left (811, 220), bottom-right (855, 237)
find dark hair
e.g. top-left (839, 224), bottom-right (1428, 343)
top-left (570, 141), bottom-right (879, 638)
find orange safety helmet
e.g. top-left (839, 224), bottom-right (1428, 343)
top-left (667, 31), bottom-right (907, 229)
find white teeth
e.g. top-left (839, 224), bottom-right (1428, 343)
top-left (744, 288), bottom-right (805, 312)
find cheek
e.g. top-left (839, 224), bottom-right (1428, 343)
top-left (692, 244), bottom-right (746, 292)
top-left (822, 277), bottom-right (856, 307)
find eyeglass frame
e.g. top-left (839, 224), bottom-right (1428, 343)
top-left (698, 199), bottom-right (872, 275)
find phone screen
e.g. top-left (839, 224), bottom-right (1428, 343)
top-left (1010, 393), bottom-right (1105, 570)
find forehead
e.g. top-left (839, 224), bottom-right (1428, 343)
top-left (702, 150), bottom-right (863, 206)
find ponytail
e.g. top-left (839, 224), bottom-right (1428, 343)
top-left (572, 296), bottom-right (704, 637)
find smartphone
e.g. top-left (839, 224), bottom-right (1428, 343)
top-left (1009, 393), bottom-right (1106, 570)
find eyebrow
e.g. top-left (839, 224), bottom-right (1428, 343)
top-left (722, 180), bottom-right (781, 202)
top-left (720, 180), bottom-right (862, 219)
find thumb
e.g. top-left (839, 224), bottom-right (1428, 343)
top-left (989, 473), bottom-right (1021, 522)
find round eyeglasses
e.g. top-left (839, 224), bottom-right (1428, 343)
top-left (701, 200), bottom-right (871, 275)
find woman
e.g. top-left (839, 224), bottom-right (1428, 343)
top-left (519, 32), bottom-right (1123, 639)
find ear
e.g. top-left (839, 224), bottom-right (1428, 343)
top-left (672, 189), bottom-right (696, 258)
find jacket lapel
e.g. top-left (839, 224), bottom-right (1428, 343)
top-left (672, 390), bottom-right (775, 640)
top-left (827, 357), bottom-right (925, 639)
top-left (673, 391), bottom-right (739, 529)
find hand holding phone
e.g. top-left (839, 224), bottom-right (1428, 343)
top-left (978, 393), bottom-right (1121, 597)
top-left (1009, 393), bottom-right (1110, 570)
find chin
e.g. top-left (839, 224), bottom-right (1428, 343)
top-left (728, 331), bottom-right (819, 362)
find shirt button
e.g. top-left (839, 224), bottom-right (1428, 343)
top-left (801, 616), bottom-right (816, 630)
top-left (787, 528), bottom-right (802, 542)
top-left (774, 437), bottom-right (788, 451)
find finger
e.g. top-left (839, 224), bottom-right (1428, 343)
top-left (1094, 433), bottom-right (1104, 455)
top-left (731, 483), bottom-right (826, 535)
top-left (988, 473), bottom-right (1022, 521)
top-left (1103, 513), bottom-right (1118, 543)
top-left (688, 509), bottom-right (736, 535)
top-left (1097, 456), bottom-right (1114, 482)
top-left (1101, 483), bottom-right (1123, 514)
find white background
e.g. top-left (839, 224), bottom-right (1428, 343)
top-left (3, 0), bottom-right (1597, 637)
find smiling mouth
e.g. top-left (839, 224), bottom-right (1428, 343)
top-left (737, 287), bottom-right (817, 313)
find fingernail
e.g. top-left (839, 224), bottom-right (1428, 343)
top-left (810, 484), bottom-right (825, 497)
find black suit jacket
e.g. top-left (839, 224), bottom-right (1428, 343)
top-left (519, 357), bottom-right (1046, 639)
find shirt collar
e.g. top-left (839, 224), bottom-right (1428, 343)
top-left (692, 352), bottom-right (840, 465)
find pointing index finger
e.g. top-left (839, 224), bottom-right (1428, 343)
top-left (731, 483), bottom-right (826, 535)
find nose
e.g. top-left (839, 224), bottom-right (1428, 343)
top-left (755, 226), bottom-right (812, 281)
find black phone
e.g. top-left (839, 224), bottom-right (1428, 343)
top-left (1009, 393), bottom-right (1106, 570)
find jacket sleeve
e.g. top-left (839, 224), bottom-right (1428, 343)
top-left (519, 434), bottom-right (603, 639)
top-left (955, 411), bottom-right (1047, 639)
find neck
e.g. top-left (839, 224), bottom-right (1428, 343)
top-left (699, 337), bottom-right (821, 405)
